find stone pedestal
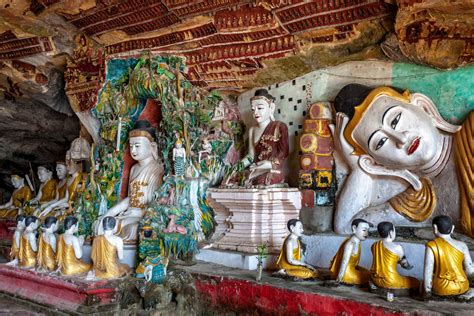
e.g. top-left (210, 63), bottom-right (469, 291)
top-left (207, 187), bottom-right (301, 254)
top-left (196, 248), bottom-right (278, 270)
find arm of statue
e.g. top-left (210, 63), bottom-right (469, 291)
top-left (423, 247), bottom-right (434, 296)
top-left (397, 245), bottom-right (413, 270)
top-left (49, 234), bottom-right (57, 253)
top-left (337, 240), bottom-right (354, 283)
top-left (461, 243), bottom-right (474, 277)
top-left (285, 239), bottom-right (316, 271)
top-left (105, 198), bottom-right (130, 217)
top-left (27, 233), bottom-right (38, 252)
top-left (0, 196), bottom-right (13, 209)
top-left (116, 237), bottom-right (124, 260)
top-left (41, 191), bottom-right (70, 217)
top-left (72, 236), bottom-right (83, 259)
top-left (14, 231), bottom-right (21, 250)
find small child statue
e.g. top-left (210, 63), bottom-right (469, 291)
top-left (173, 139), bottom-right (186, 177)
top-left (37, 216), bottom-right (58, 272)
top-left (90, 216), bottom-right (130, 279)
top-left (423, 215), bottom-right (474, 299)
top-left (6, 215), bottom-right (26, 266)
top-left (328, 218), bottom-right (371, 286)
top-left (370, 221), bottom-right (419, 293)
top-left (18, 216), bottom-right (39, 269)
top-left (274, 219), bottom-right (318, 279)
top-left (56, 216), bottom-right (91, 276)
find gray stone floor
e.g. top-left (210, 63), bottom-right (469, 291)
top-left (0, 295), bottom-right (45, 315)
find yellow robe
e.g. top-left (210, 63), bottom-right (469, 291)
top-left (276, 237), bottom-right (317, 279)
top-left (329, 238), bottom-right (370, 285)
top-left (370, 241), bottom-right (419, 289)
top-left (56, 235), bottom-right (91, 276)
top-left (426, 238), bottom-right (469, 296)
top-left (67, 173), bottom-right (83, 203)
top-left (18, 234), bottom-right (36, 268)
top-left (9, 233), bottom-right (20, 260)
top-left (57, 180), bottom-right (67, 200)
top-left (37, 234), bottom-right (56, 271)
top-left (39, 179), bottom-right (58, 203)
top-left (91, 235), bottom-right (130, 279)
top-left (0, 186), bottom-right (33, 218)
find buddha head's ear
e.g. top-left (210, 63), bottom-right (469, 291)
top-left (358, 155), bottom-right (422, 191)
top-left (410, 93), bottom-right (460, 134)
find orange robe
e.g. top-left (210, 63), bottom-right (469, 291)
top-left (56, 235), bottom-right (91, 276)
top-left (18, 234), bottom-right (36, 268)
top-left (91, 235), bottom-right (130, 279)
top-left (276, 237), bottom-right (318, 279)
top-left (329, 238), bottom-right (370, 285)
top-left (37, 234), bottom-right (56, 271)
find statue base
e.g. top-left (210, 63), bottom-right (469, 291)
top-left (196, 248), bottom-right (278, 270)
top-left (0, 265), bottom-right (138, 313)
top-left (83, 242), bottom-right (137, 268)
top-left (207, 187), bottom-right (301, 254)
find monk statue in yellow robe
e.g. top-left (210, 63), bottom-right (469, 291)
top-left (274, 219), bottom-right (318, 279)
top-left (423, 215), bottom-right (474, 299)
top-left (6, 215), bottom-right (26, 266)
top-left (93, 120), bottom-right (164, 242)
top-left (37, 162), bottom-right (68, 219)
top-left (18, 216), bottom-right (39, 269)
top-left (37, 217), bottom-right (58, 272)
top-left (0, 175), bottom-right (32, 218)
top-left (39, 160), bottom-right (84, 219)
top-left (56, 216), bottom-right (91, 276)
top-left (329, 219), bottom-right (371, 286)
top-left (90, 216), bottom-right (130, 279)
top-left (29, 166), bottom-right (58, 214)
top-left (370, 222), bottom-right (419, 292)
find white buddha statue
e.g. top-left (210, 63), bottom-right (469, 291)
top-left (331, 84), bottom-right (470, 234)
top-left (93, 120), bottom-right (163, 242)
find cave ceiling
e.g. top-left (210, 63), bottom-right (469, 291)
top-left (0, 0), bottom-right (472, 183)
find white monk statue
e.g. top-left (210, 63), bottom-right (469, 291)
top-left (6, 215), bottom-right (26, 266)
top-left (93, 120), bottom-right (163, 242)
top-left (331, 84), bottom-right (471, 234)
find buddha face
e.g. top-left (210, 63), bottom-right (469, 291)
top-left (67, 161), bottom-right (80, 175)
top-left (56, 164), bottom-right (67, 179)
top-left (37, 167), bottom-right (51, 183)
top-left (251, 99), bottom-right (274, 125)
top-left (352, 222), bottom-right (370, 241)
top-left (290, 221), bottom-right (304, 237)
top-left (130, 136), bottom-right (153, 162)
top-left (11, 176), bottom-right (23, 189)
top-left (352, 95), bottom-right (441, 169)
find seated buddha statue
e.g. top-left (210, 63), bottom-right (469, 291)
top-left (423, 215), bottom-right (474, 299)
top-left (6, 215), bottom-right (26, 266)
top-left (93, 120), bottom-right (164, 242)
top-left (56, 216), bottom-right (91, 276)
top-left (329, 219), bottom-right (371, 286)
top-left (370, 222), bottom-right (419, 292)
top-left (0, 175), bottom-right (32, 218)
top-left (29, 166), bottom-right (58, 212)
top-left (37, 162), bottom-right (67, 218)
top-left (37, 217), bottom-right (58, 272)
top-left (90, 216), bottom-right (130, 279)
top-left (274, 219), bottom-right (318, 279)
top-left (224, 89), bottom-right (289, 187)
top-left (18, 216), bottom-right (39, 269)
top-left (39, 159), bottom-right (84, 219)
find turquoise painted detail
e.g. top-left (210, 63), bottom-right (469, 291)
top-left (392, 63), bottom-right (474, 124)
top-left (106, 58), bottom-right (138, 82)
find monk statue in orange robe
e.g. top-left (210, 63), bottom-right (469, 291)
top-left (18, 216), bottom-right (39, 269)
top-left (0, 175), bottom-right (32, 218)
top-left (370, 222), bottom-right (419, 293)
top-left (37, 217), bottom-right (58, 272)
top-left (6, 215), bottom-right (26, 266)
top-left (329, 219), bottom-right (371, 286)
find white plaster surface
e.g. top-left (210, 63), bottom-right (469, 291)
top-left (196, 249), bottom-right (278, 270)
top-left (82, 243), bottom-right (137, 268)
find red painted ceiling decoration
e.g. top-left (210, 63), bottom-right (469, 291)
top-left (0, 30), bottom-right (55, 60)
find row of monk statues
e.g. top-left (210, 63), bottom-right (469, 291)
top-left (8, 215), bottom-right (129, 279)
top-left (276, 215), bottom-right (474, 300)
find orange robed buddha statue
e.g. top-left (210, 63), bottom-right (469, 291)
top-left (0, 175), bottom-right (32, 218)
top-left (275, 219), bottom-right (318, 279)
top-left (18, 216), bottom-right (39, 269)
top-left (370, 222), bottom-right (419, 291)
top-left (28, 166), bottom-right (57, 215)
top-left (37, 217), bottom-right (59, 272)
top-left (329, 219), bottom-right (371, 285)
top-left (91, 216), bottom-right (130, 279)
top-left (56, 216), bottom-right (91, 276)
top-left (6, 215), bottom-right (26, 266)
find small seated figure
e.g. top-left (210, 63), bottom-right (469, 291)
top-left (29, 166), bottom-right (58, 210)
top-left (423, 215), bottom-right (474, 299)
top-left (37, 217), bottom-right (58, 272)
top-left (6, 215), bottom-right (26, 266)
top-left (198, 138), bottom-right (212, 163)
top-left (275, 219), bottom-right (318, 279)
top-left (91, 216), bottom-right (130, 279)
top-left (370, 222), bottom-right (419, 292)
top-left (329, 219), bottom-right (371, 285)
top-left (173, 139), bottom-right (186, 177)
top-left (18, 216), bottom-right (39, 269)
top-left (0, 175), bottom-right (32, 218)
top-left (56, 216), bottom-right (91, 276)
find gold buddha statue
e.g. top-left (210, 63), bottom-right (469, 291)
top-left (28, 166), bottom-right (57, 215)
top-left (275, 219), bottom-right (318, 279)
top-left (370, 222), bottom-right (419, 291)
top-left (424, 215), bottom-right (474, 298)
top-left (329, 219), bottom-right (371, 285)
top-left (18, 216), bottom-right (39, 269)
top-left (56, 216), bottom-right (91, 276)
top-left (37, 217), bottom-right (58, 272)
top-left (90, 216), bottom-right (130, 279)
top-left (0, 175), bottom-right (32, 218)
top-left (6, 215), bottom-right (26, 266)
